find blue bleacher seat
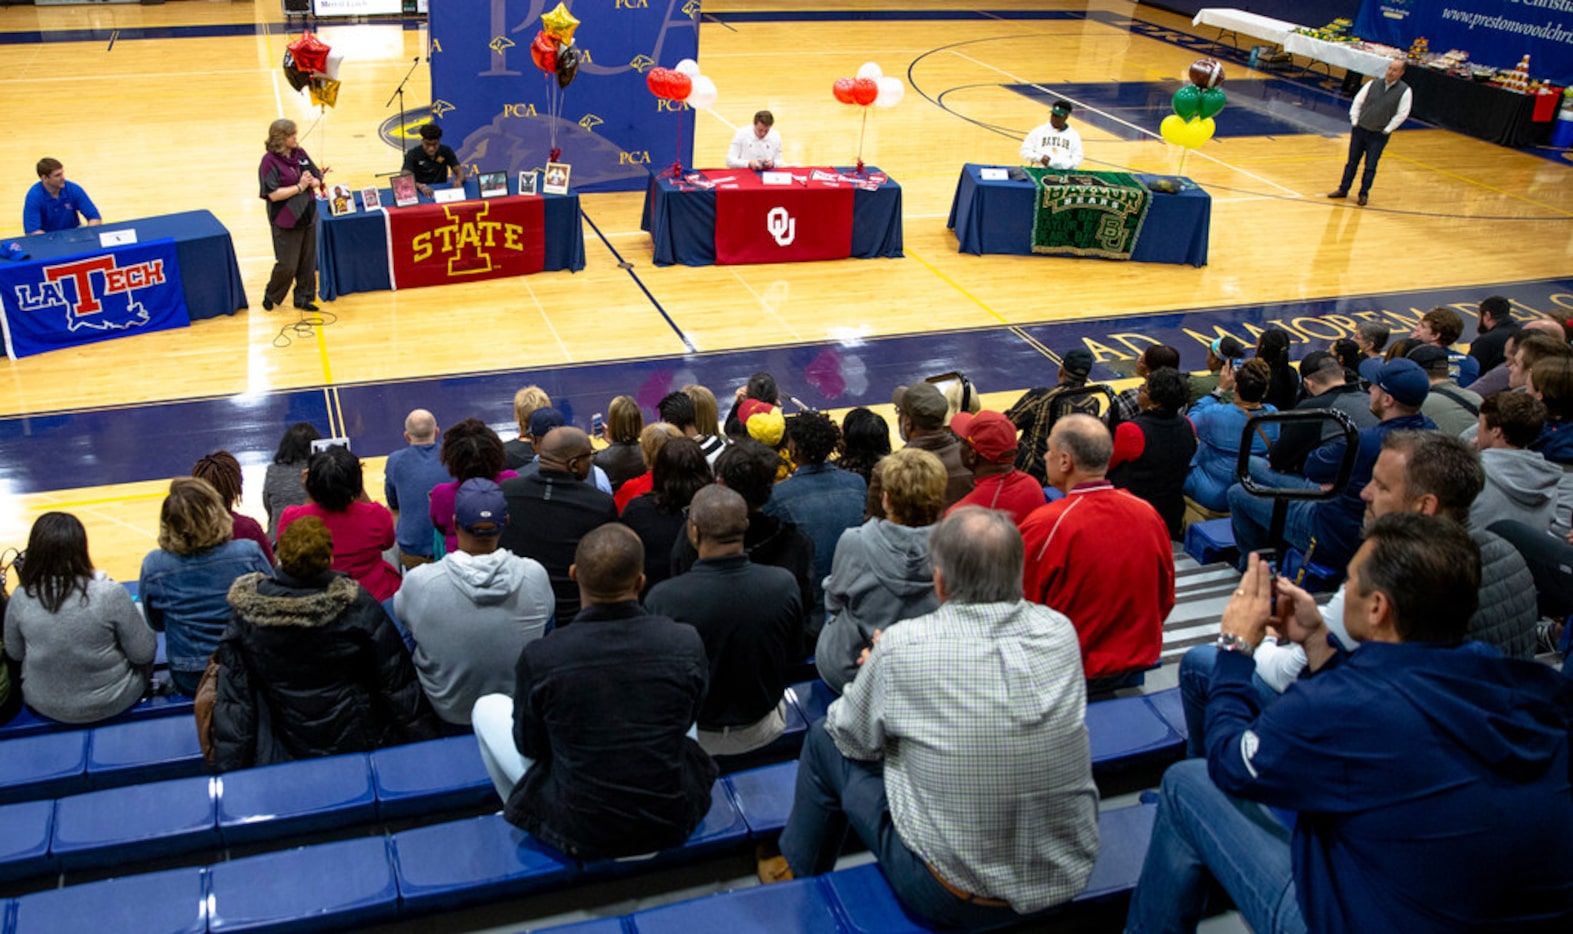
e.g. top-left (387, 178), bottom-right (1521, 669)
top-left (86, 715), bottom-right (205, 789)
top-left (529, 921), bottom-right (628, 934)
top-left (207, 837), bottom-right (398, 933)
top-left (9, 866), bottom-right (207, 934)
top-left (1142, 688), bottom-right (1188, 741)
top-left (819, 863), bottom-right (932, 933)
top-left (1281, 546), bottom-right (1342, 591)
top-left (0, 692), bottom-right (195, 742)
top-left (0, 731), bottom-right (89, 804)
top-left (370, 735), bottom-right (497, 820)
top-left (1084, 696), bottom-right (1184, 766)
top-left (1184, 518), bottom-right (1237, 566)
top-left (725, 761), bottom-right (797, 837)
top-left (627, 878), bottom-right (842, 934)
top-left (1077, 802), bottom-right (1157, 901)
top-left (51, 775), bottom-right (218, 870)
top-left (217, 754), bottom-right (376, 845)
top-left (390, 813), bottom-right (578, 914)
top-left (580, 781), bottom-right (749, 878)
top-left (787, 680), bottom-right (835, 725)
top-left (0, 800), bottom-right (55, 883)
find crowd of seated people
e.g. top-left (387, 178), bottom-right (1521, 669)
top-left (3, 306), bottom-right (1573, 931)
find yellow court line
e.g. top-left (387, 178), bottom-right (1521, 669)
top-left (314, 318), bottom-right (334, 386)
top-left (331, 386), bottom-right (346, 441)
top-left (27, 491), bottom-right (167, 510)
top-left (1390, 152), bottom-right (1573, 219)
top-left (903, 247), bottom-right (1010, 326)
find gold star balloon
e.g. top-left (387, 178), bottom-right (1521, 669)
top-left (541, 3), bottom-right (579, 43)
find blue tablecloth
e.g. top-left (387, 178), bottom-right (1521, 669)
top-left (9, 210), bottom-right (246, 319)
top-left (640, 168), bottom-right (904, 267)
top-left (946, 164), bottom-right (1211, 266)
top-left (317, 178), bottom-right (586, 301)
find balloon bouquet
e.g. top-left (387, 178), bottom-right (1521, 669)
top-left (282, 32), bottom-right (345, 110)
top-left (644, 59), bottom-right (719, 176)
top-left (1160, 58), bottom-right (1227, 168)
top-left (831, 62), bottom-right (904, 172)
top-left (530, 2), bottom-right (583, 164)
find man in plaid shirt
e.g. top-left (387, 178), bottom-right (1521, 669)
top-left (759, 507), bottom-right (1099, 928)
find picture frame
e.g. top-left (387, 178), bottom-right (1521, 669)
top-left (391, 175), bottom-right (419, 207)
top-left (543, 162), bottom-right (571, 195)
top-left (518, 170), bottom-right (539, 196)
top-left (479, 171), bottom-right (508, 199)
top-left (328, 184), bottom-right (356, 216)
top-left (359, 186), bottom-right (382, 210)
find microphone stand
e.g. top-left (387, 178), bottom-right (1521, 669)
top-left (386, 56), bottom-right (422, 157)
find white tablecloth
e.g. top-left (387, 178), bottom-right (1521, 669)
top-left (1191, 8), bottom-right (1298, 46)
top-left (1281, 33), bottom-right (1394, 78)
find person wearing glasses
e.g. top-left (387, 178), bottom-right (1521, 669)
top-left (499, 427), bottom-right (618, 626)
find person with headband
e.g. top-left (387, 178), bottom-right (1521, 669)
top-left (1020, 100), bottom-right (1083, 171)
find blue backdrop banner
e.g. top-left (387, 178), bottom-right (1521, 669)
top-left (430, 0), bottom-right (700, 193)
top-left (0, 238), bottom-right (189, 359)
top-left (1356, 0), bottom-right (1573, 85)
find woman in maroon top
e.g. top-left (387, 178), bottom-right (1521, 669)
top-left (192, 450), bottom-right (273, 565)
top-left (279, 446), bottom-right (401, 602)
top-left (258, 118), bottom-right (326, 313)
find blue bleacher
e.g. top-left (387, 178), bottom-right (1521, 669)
top-left (86, 716), bottom-right (204, 789)
top-left (0, 732), bottom-right (89, 805)
top-left (1184, 517), bottom-right (1238, 566)
top-left (0, 800), bottom-right (54, 883)
top-left (369, 733), bottom-right (497, 820)
top-left (580, 782), bottom-right (749, 878)
top-left (391, 813), bottom-right (579, 914)
top-left (1085, 695), bottom-right (1185, 765)
top-left (725, 759), bottom-right (799, 836)
top-left (0, 690), bottom-right (194, 742)
top-left (631, 877), bottom-right (844, 934)
top-left (206, 837), bottom-right (399, 933)
top-left (8, 866), bottom-right (208, 934)
top-left (51, 775), bottom-right (218, 871)
top-left (788, 679), bottom-right (836, 725)
top-left (217, 754), bottom-right (376, 845)
top-left (529, 921), bottom-right (629, 934)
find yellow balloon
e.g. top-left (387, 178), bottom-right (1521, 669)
top-left (1159, 114), bottom-right (1188, 146)
top-left (1185, 117), bottom-right (1217, 147)
top-left (541, 2), bottom-right (579, 43)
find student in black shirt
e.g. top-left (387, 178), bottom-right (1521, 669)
top-left (401, 123), bottom-right (467, 196)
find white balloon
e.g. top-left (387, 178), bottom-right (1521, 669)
top-left (322, 48), bottom-right (345, 81)
top-left (687, 74), bottom-right (718, 110)
top-left (874, 76), bottom-right (904, 108)
top-left (856, 61), bottom-right (882, 81)
top-left (675, 58), bottom-right (700, 78)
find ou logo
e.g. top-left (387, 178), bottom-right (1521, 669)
top-left (766, 207), bottom-right (796, 247)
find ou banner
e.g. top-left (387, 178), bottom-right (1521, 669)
top-left (0, 238), bottom-right (189, 360)
top-left (1356, 0), bottom-right (1573, 85)
top-left (387, 196), bottom-right (546, 290)
top-left (714, 174), bottom-right (854, 265)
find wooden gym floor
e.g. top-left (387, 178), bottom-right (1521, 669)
top-left (0, 0), bottom-right (1570, 582)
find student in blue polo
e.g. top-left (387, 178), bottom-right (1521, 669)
top-left (24, 158), bottom-right (101, 234)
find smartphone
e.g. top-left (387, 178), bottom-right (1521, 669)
top-left (590, 413), bottom-right (605, 438)
top-left (309, 436), bottom-right (352, 454)
top-left (925, 371), bottom-right (963, 400)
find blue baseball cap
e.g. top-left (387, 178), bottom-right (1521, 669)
top-left (454, 478), bottom-right (508, 535)
top-left (1368, 358), bottom-right (1430, 407)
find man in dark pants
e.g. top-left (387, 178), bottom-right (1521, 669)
top-left (1328, 58), bottom-right (1411, 207)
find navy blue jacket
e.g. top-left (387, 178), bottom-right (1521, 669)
top-left (1303, 413), bottom-right (1434, 570)
top-left (1205, 641), bottom-right (1573, 932)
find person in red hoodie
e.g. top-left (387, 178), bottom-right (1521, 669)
top-left (1020, 414), bottom-right (1174, 688)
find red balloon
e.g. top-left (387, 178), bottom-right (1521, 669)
top-left (530, 31), bottom-right (557, 76)
top-left (668, 70), bottom-right (693, 101)
top-left (851, 77), bottom-right (879, 106)
top-left (832, 77), bottom-right (856, 104)
top-left (646, 67), bottom-right (670, 98)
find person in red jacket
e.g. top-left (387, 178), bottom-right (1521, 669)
top-left (944, 410), bottom-right (1045, 527)
top-left (1020, 414), bottom-right (1175, 686)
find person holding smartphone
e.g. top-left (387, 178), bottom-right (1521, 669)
top-left (1188, 336), bottom-right (1246, 406)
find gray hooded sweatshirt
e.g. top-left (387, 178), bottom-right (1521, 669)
top-left (393, 548), bottom-right (553, 724)
top-left (1471, 447), bottom-right (1562, 535)
top-left (815, 519), bottom-right (939, 694)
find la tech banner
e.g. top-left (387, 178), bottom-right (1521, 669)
top-left (387, 197), bottom-right (547, 290)
top-left (0, 238), bottom-right (188, 359)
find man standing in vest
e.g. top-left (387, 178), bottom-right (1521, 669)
top-left (1329, 59), bottom-right (1411, 207)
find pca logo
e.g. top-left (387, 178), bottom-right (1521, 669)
top-left (13, 254), bottom-right (166, 332)
top-left (767, 207), bottom-right (795, 247)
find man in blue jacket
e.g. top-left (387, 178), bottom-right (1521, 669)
top-left (1125, 513), bottom-right (1573, 933)
top-left (23, 158), bottom-right (101, 234)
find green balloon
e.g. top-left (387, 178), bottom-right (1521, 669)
top-left (1199, 87), bottom-right (1227, 119)
top-left (1172, 85), bottom-right (1202, 119)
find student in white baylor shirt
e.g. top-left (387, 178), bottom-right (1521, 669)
top-left (1020, 100), bottom-right (1083, 171)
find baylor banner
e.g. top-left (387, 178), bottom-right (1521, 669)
top-left (1026, 170), bottom-right (1152, 261)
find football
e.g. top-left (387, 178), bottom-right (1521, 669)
top-left (1188, 58), bottom-right (1226, 89)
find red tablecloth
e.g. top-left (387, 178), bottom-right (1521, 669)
top-left (386, 195), bottom-right (546, 290)
top-left (707, 169), bottom-right (857, 265)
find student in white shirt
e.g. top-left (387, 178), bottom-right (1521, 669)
top-left (726, 110), bottom-right (783, 170)
top-left (1020, 100), bottom-right (1084, 171)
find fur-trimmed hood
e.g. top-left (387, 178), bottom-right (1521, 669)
top-left (226, 572), bottom-right (360, 628)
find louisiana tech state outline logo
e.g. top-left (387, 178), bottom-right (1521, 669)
top-left (13, 253), bottom-right (167, 332)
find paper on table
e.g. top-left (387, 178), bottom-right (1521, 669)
top-left (980, 168), bottom-right (1009, 181)
top-left (760, 171), bottom-right (793, 185)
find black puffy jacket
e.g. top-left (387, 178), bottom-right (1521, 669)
top-left (211, 570), bottom-right (439, 771)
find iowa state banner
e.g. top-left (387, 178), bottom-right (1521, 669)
top-left (0, 238), bottom-right (189, 360)
top-left (386, 196), bottom-right (547, 290)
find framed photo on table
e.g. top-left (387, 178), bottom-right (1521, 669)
top-left (391, 175), bottom-right (419, 207)
top-left (479, 171), bottom-right (508, 198)
top-left (518, 170), bottom-right (539, 196)
top-left (543, 162), bottom-right (571, 195)
top-left (360, 187), bottom-right (382, 210)
top-left (328, 184), bottom-right (356, 216)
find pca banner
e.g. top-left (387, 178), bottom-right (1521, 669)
top-left (387, 197), bottom-right (547, 290)
top-left (0, 238), bottom-right (189, 360)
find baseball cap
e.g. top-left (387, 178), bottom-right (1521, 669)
top-left (1298, 350), bottom-right (1342, 380)
top-left (891, 382), bottom-right (948, 429)
top-left (742, 403), bottom-right (785, 446)
top-left (454, 478), bottom-right (508, 535)
top-left (1405, 344), bottom-right (1450, 376)
top-left (1209, 336), bottom-right (1246, 361)
top-left (950, 411), bottom-right (1018, 464)
top-left (528, 406), bottom-right (565, 438)
top-left (1060, 348), bottom-right (1094, 380)
top-left (737, 398), bottom-right (775, 426)
top-left (1370, 358), bottom-right (1431, 407)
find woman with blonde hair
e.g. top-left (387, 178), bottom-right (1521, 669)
top-left (593, 395), bottom-right (646, 490)
top-left (614, 422), bottom-right (684, 513)
top-left (682, 384), bottom-right (728, 464)
top-left (258, 118), bottom-right (326, 313)
top-left (505, 385), bottom-right (552, 468)
top-left (7, 512), bottom-right (157, 723)
top-left (140, 477), bottom-right (272, 694)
